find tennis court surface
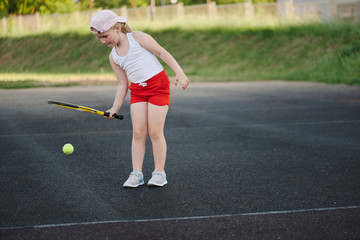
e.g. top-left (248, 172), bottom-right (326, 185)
top-left (1, 82), bottom-right (359, 239)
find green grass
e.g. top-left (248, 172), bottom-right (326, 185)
top-left (0, 80), bottom-right (79, 89)
top-left (0, 21), bottom-right (359, 88)
top-left (0, 73), bottom-right (116, 88)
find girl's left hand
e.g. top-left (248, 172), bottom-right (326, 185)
top-left (174, 72), bottom-right (189, 90)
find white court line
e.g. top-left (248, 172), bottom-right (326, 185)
top-left (1, 205), bottom-right (359, 230)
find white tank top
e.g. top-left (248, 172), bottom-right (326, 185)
top-left (111, 32), bottom-right (164, 83)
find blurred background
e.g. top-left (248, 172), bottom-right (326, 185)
top-left (1, 0), bottom-right (359, 34)
top-left (0, 0), bottom-right (359, 88)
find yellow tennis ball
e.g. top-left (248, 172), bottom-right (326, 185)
top-left (62, 143), bottom-right (74, 155)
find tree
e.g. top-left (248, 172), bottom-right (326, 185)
top-left (0, 0), bottom-right (76, 17)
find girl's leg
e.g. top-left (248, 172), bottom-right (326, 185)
top-left (147, 103), bottom-right (169, 172)
top-left (130, 102), bottom-right (148, 172)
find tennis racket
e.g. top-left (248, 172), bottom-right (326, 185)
top-left (48, 100), bottom-right (123, 120)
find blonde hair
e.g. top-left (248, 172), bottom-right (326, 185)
top-left (115, 22), bottom-right (132, 34)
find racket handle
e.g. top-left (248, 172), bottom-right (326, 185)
top-left (104, 112), bottom-right (124, 120)
top-left (114, 113), bottom-right (124, 120)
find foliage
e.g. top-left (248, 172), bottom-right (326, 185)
top-left (0, 0), bottom-right (76, 17)
top-left (76, 0), bottom-right (148, 10)
top-left (0, 0), bottom-right (277, 17)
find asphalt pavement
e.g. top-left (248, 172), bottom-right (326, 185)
top-left (0, 81), bottom-right (359, 239)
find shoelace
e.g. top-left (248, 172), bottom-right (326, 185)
top-left (129, 172), bottom-right (142, 181)
top-left (152, 172), bottom-right (165, 180)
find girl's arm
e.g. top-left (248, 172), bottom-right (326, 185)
top-left (133, 31), bottom-right (189, 90)
top-left (105, 53), bottom-right (129, 119)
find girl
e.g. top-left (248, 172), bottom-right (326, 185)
top-left (90, 10), bottom-right (189, 187)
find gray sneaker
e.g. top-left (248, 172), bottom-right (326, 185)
top-left (123, 171), bottom-right (144, 188)
top-left (147, 171), bottom-right (167, 187)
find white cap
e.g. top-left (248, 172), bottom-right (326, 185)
top-left (90, 10), bottom-right (127, 34)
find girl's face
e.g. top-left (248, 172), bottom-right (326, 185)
top-left (96, 27), bottom-right (120, 48)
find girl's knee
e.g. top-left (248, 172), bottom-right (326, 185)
top-left (149, 129), bottom-right (164, 141)
top-left (133, 128), bottom-right (147, 140)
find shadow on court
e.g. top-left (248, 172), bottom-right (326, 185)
top-left (0, 82), bottom-right (359, 239)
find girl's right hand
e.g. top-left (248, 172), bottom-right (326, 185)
top-left (105, 107), bottom-right (119, 119)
